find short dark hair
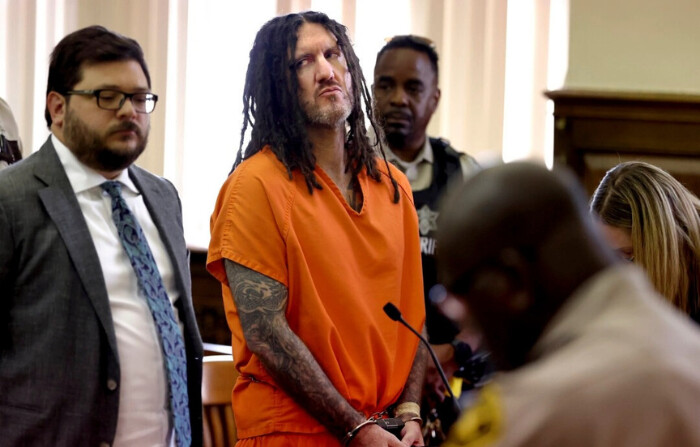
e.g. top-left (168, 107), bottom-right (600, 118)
top-left (45, 25), bottom-right (151, 128)
top-left (235, 11), bottom-right (399, 202)
top-left (375, 35), bottom-right (439, 81)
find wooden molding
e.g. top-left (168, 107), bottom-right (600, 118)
top-left (545, 89), bottom-right (700, 197)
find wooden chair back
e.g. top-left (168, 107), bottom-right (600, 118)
top-left (202, 354), bottom-right (238, 447)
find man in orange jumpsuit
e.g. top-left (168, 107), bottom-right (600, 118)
top-left (208, 11), bottom-right (427, 447)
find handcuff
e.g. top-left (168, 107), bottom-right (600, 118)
top-left (342, 405), bottom-right (422, 445)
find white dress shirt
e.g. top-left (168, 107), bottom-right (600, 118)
top-left (53, 135), bottom-right (180, 447)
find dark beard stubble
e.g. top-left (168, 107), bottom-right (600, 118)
top-left (63, 107), bottom-right (149, 172)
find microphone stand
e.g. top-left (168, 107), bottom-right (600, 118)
top-left (383, 302), bottom-right (462, 416)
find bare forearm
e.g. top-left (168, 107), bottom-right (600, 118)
top-left (398, 331), bottom-right (429, 410)
top-left (393, 338), bottom-right (428, 446)
top-left (255, 318), bottom-right (363, 437)
top-left (224, 260), bottom-right (364, 438)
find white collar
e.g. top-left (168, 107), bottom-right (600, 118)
top-left (52, 133), bottom-right (138, 195)
top-left (386, 137), bottom-right (434, 171)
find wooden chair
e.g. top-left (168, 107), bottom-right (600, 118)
top-left (202, 354), bottom-right (238, 447)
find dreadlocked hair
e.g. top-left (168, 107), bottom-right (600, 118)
top-left (233, 10), bottom-right (400, 203)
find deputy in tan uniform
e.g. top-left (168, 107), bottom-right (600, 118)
top-left (373, 36), bottom-right (482, 414)
top-left (436, 162), bottom-right (700, 447)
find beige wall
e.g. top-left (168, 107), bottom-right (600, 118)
top-left (409, 0), bottom-right (510, 160)
top-left (566, 0), bottom-right (700, 93)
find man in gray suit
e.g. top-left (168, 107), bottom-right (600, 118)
top-left (0, 26), bottom-right (202, 446)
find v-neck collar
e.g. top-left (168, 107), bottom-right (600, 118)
top-left (314, 165), bottom-right (366, 216)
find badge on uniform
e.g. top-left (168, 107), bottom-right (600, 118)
top-left (417, 204), bottom-right (439, 236)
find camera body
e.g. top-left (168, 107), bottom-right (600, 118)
top-left (452, 341), bottom-right (493, 391)
top-left (376, 417), bottom-right (405, 437)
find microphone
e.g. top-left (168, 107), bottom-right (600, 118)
top-left (383, 302), bottom-right (462, 413)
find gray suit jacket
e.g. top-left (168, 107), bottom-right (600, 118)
top-left (0, 138), bottom-right (203, 446)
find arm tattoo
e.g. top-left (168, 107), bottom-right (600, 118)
top-left (224, 259), bottom-right (364, 438)
top-left (397, 331), bottom-right (429, 409)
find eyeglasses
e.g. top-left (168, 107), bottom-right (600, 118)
top-left (384, 34), bottom-right (436, 49)
top-left (64, 89), bottom-right (159, 114)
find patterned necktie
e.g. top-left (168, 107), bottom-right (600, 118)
top-left (101, 181), bottom-right (191, 446)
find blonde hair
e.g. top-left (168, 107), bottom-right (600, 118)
top-left (591, 161), bottom-right (700, 318)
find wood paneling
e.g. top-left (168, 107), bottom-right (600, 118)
top-left (545, 89), bottom-right (700, 198)
top-left (190, 250), bottom-right (230, 346)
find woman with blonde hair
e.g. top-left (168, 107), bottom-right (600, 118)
top-left (591, 161), bottom-right (700, 322)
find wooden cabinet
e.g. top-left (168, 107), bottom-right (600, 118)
top-left (545, 89), bottom-right (700, 197)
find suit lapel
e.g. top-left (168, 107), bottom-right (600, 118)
top-left (34, 138), bottom-right (119, 357)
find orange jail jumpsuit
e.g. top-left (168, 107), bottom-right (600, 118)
top-left (208, 147), bottom-right (425, 445)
